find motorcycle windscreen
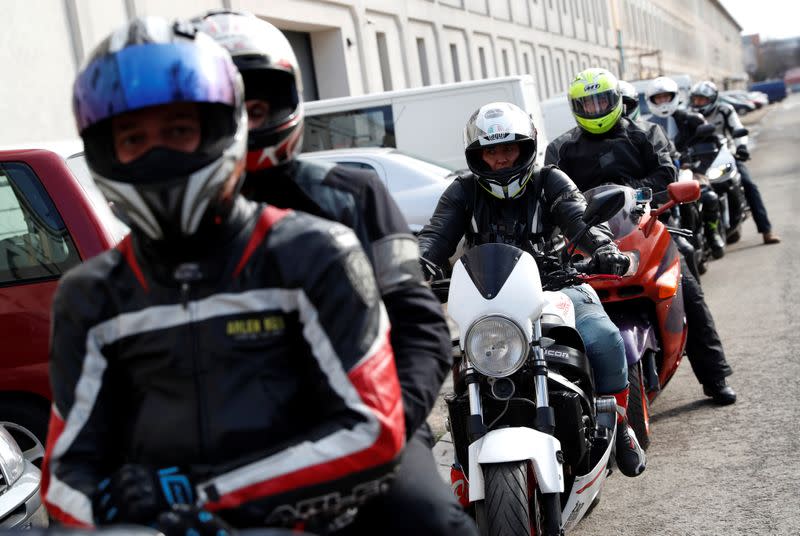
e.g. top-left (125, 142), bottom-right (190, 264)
top-left (583, 184), bottom-right (639, 240)
top-left (448, 243), bottom-right (543, 342)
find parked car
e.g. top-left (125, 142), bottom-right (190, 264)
top-left (747, 91), bottom-right (769, 107)
top-left (0, 148), bottom-right (127, 466)
top-left (0, 423), bottom-right (48, 528)
top-left (299, 147), bottom-right (458, 232)
top-left (720, 93), bottom-right (756, 114)
top-left (749, 79), bottom-right (787, 103)
top-left (722, 90), bottom-right (763, 109)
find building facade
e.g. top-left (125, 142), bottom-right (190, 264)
top-left (2, 0), bottom-right (744, 146)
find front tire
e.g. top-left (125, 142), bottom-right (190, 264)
top-left (477, 462), bottom-right (535, 536)
top-left (627, 361), bottom-right (651, 450)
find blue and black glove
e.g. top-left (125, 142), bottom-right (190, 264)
top-left (155, 505), bottom-right (234, 536)
top-left (93, 464), bottom-right (195, 526)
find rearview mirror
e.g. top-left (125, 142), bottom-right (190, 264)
top-left (667, 180), bottom-right (700, 204)
top-left (732, 127), bottom-right (749, 137)
top-left (583, 188), bottom-right (626, 226)
top-left (635, 188), bottom-right (653, 204)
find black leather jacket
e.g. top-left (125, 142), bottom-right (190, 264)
top-left (417, 166), bottom-right (614, 270)
top-left (244, 160), bottom-right (451, 440)
top-left (545, 117), bottom-right (677, 193)
top-left (44, 198), bottom-right (405, 527)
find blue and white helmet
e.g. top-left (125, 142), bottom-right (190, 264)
top-left (73, 16), bottom-right (246, 241)
top-left (464, 102), bottom-right (538, 200)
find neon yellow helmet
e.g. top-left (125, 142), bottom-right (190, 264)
top-left (568, 68), bottom-right (622, 134)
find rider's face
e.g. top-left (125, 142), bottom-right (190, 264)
top-left (246, 99), bottom-right (271, 130)
top-left (112, 103), bottom-right (201, 164)
top-left (651, 93), bottom-right (673, 105)
top-left (482, 143), bottom-right (520, 171)
top-left (583, 94), bottom-right (610, 115)
top-left (691, 95), bottom-right (711, 107)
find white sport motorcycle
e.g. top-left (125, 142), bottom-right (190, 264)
top-left (437, 189), bottom-right (626, 536)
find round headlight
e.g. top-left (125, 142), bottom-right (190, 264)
top-left (465, 316), bottom-right (528, 377)
top-left (706, 166), bottom-right (724, 180)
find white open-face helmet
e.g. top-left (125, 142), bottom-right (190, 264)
top-left (646, 76), bottom-right (679, 118)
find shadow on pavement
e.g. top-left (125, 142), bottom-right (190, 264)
top-left (649, 399), bottom-right (712, 424)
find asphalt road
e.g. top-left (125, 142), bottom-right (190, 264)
top-left (427, 94), bottom-right (800, 535)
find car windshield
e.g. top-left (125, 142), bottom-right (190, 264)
top-left (583, 184), bottom-right (640, 239)
top-left (390, 150), bottom-right (459, 175)
top-left (65, 154), bottom-right (130, 244)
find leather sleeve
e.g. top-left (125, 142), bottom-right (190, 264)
top-left (633, 123), bottom-right (677, 192)
top-left (541, 167), bottom-right (613, 253)
top-left (720, 104), bottom-right (748, 147)
top-left (43, 258), bottom-right (122, 527)
top-left (417, 177), bottom-right (472, 269)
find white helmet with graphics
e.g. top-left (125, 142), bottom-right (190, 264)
top-left (464, 102), bottom-right (538, 200)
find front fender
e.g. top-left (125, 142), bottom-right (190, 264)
top-left (468, 427), bottom-right (564, 502)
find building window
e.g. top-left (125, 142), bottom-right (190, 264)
top-left (478, 46), bottom-right (488, 78)
top-left (555, 57), bottom-right (563, 91)
top-left (574, 0), bottom-right (580, 18)
top-left (523, 52), bottom-right (531, 74)
top-left (540, 55), bottom-right (550, 98)
top-left (562, 0), bottom-right (567, 13)
top-left (376, 32), bottom-right (393, 91)
top-left (584, 0), bottom-right (591, 23)
top-left (502, 49), bottom-right (510, 76)
top-left (450, 44), bottom-right (462, 82)
top-left (416, 38), bottom-right (431, 86)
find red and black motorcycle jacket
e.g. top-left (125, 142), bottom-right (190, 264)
top-left (417, 166), bottom-right (614, 270)
top-left (42, 197), bottom-right (405, 527)
top-left (544, 117), bottom-right (677, 193)
top-left (243, 160), bottom-right (451, 441)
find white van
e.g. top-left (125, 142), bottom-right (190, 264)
top-left (302, 76), bottom-right (548, 170)
top-left (539, 92), bottom-right (576, 141)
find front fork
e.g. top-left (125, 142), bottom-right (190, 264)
top-left (465, 319), bottom-right (563, 534)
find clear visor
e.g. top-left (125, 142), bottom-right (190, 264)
top-left (571, 90), bottom-right (619, 119)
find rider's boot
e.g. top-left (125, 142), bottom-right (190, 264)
top-left (705, 220), bottom-right (726, 259)
top-left (612, 387), bottom-right (646, 477)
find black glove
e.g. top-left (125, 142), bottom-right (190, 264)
top-left (591, 243), bottom-right (630, 276)
top-left (419, 256), bottom-right (444, 282)
top-left (735, 145), bottom-right (750, 161)
top-left (155, 505), bottom-right (234, 536)
top-left (93, 464), bottom-right (195, 526)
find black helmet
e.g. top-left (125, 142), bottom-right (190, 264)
top-left (463, 102), bottom-right (537, 199)
top-left (194, 10), bottom-right (303, 172)
top-left (73, 16), bottom-right (246, 242)
top-left (618, 80), bottom-right (641, 121)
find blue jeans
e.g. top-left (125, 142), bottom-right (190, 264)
top-left (737, 162), bottom-right (772, 233)
top-left (560, 285), bottom-right (627, 394)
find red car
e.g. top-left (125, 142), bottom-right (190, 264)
top-left (0, 148), bottom-right (127, 465)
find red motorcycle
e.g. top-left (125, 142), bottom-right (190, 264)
top-left (583, 181), bottom-right (700, 449)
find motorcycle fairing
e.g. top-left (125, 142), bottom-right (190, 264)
top-left (608, 312), bottom-right (660, 367)
top-left (559, 421), bottom-right (616, 532)
top-left (541, 290), bottom-right (576, 328)
top-left (467, 427), bottom-right (565, 502)
top-left (449, 245), bottom-right (544, 347)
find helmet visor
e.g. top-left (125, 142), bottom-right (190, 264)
top-left (571, 90), bottom-right (620, 119)
top-left (74, 41), bottom-right (239, 133)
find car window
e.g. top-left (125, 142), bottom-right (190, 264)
top-left (303, 105), bottom-right (395, 152)
top-left (66, 154), bottom-right (130, 244)
top-left (339, 161), bottom-right (379, 172)
top-left (0, 162), bottom-right (81, 285)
